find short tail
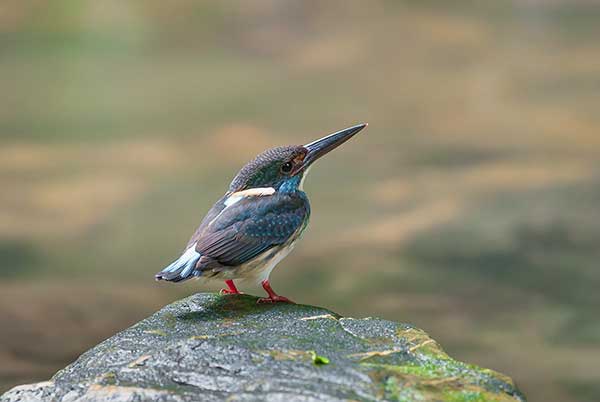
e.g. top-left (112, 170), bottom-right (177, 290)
top-left (155, 246), bottom-right (202, 283)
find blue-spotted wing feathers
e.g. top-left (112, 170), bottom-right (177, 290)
top-left (156, 192), bottom-right (309, 282)
top-left (195, 192), bottom-right (309, 267)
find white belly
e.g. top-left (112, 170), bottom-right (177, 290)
top-left (214, 239), bottom-right (297, 283)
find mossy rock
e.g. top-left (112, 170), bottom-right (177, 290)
top-left (0, 293), bottom-right (526, 401)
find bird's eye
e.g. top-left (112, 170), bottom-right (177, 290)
top-left (281, 162), bottom-right (293, 174)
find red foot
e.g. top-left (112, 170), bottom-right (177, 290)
top-left (220, 280), bottom-right (242, 295)
top-left (220, 289), bottom-right (240, 295)
top-left (257, 279), bottom-right (294, 304)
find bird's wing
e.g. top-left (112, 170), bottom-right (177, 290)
top-left (193, 193), bottom-right (309, 267)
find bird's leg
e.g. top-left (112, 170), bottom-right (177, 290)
top-left (257, 279), bottom-right (294, 304)
top-left (220, 279), bottom-right (242, 295)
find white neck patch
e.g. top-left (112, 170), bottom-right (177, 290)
top-left (224, 187), bottom-right (276, 208)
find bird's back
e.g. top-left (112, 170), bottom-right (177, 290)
top-left (157, 191), bottom-right (310, 282)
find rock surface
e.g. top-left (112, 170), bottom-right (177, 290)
top-left (1, 293), bottom-right (526, 402)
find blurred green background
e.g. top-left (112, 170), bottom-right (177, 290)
top-left (1, 1), bottom-right (600, 401)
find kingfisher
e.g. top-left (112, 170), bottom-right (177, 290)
top-left (155, 123), bottom-right (367, 303)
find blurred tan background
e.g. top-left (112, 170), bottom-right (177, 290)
top-left (1, 1), bottom-right (600, 401)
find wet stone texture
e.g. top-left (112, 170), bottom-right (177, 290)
top-left (1, 293), bottom-right (526, 402)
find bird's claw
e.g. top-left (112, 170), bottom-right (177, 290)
top-left (257, 296), bottom-right (294, 304)
top-left (220, 289), bottom-right (243, 295)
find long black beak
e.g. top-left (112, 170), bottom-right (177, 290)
top-left (297, 123), bottom-right (367, 173)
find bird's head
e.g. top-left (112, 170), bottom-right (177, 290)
top-left (229, 123), bottom-right (367, 194)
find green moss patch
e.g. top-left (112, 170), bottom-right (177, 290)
top-left (309, 351), bottom-right (330, 365)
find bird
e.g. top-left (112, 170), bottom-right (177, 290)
top-left (155, 123), bottom-right (367, 303)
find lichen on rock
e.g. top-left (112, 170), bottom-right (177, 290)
top-left (0, 293), bottom-right (526, 402)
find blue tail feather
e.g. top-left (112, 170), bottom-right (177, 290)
top-left (155, 246), bottom-right (202, 282)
